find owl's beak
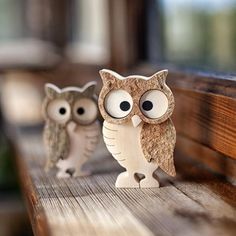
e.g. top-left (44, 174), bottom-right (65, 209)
top-left (68, 120), bottom-right (77, 132)
top-left (131, 115), bottom-right (142, 127)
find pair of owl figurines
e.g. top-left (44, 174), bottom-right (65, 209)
top-left (42, 69), bottom-right (176, 188)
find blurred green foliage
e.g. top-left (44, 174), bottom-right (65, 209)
top-left (161, 0), bottom-right (236, 72)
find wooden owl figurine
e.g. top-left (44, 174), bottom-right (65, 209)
top-left (98, 69), bottom-right (176, 188)
top-left (42, 82), bottom-right (100, 178)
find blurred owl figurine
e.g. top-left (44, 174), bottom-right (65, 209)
top-left (98, 69), bottom-right (176, 188)
top-left (42, 82), bottom-right (100, 178)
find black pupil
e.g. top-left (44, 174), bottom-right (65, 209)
top-left (59, 107), bottom-right (66, 115)
top-left (120, 101), bottom-right (130, 111)
top-left (77, 107), bottom-right (85, 115)
top-left (142, 101), bottom-right (153, 111)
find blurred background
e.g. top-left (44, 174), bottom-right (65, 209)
top-left (1, 0), bottom-right (236, 235)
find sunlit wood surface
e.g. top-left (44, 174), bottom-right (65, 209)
top-left (15, 133), bottom-right (236, 236)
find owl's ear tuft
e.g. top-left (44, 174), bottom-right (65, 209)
top-left (99, 69), bottom-right (123, 85)
top-left (82, 81), bottom-right (97, 97)
top-left (45, 83), bottom-right (60, 98)
top-left (150, 69), bottom-right (168, 86)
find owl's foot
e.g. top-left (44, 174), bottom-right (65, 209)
top-left (56, 171), bottom-right (70, 179)
top-left (115, 171), bottom-right (139, 188)
top-left (139, 176), bottom-right (160, 188)
top-left (73, 170), bottom-right (91, 177)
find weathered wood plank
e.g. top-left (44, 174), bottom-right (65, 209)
top-left (173, 88), bottom-right (236, 160)
top-left (172, 152), bottom-right (236, 236)
top-left (133, 64), bottom-right (236, 97)
top-left (15, 142), bottom-right (51, 236)
top-left (14, 133), bottom-right (236, 236)
top-left (176, 136), bottom-right (236, 181)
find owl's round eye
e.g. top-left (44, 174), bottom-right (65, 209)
top-left (73, 98), bottom-right (97, 125)
top-left (59, 107), bottom-right (66, 115)
top-left (140, 90), bottom-right (168, 119)
top-left (104, 89), bottom-right (133, 118)
top-left (47, 99), bottom-right (71, 123)
top-left (77, 107), bottom-right (85, 115)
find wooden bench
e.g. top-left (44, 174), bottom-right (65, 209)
top-left (14, 130), bottom-right (236, 236)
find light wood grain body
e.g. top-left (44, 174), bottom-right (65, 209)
top-left (56, 121), bottom-right (100, 176)
top-left (103, 120), bottom-right (157, 174)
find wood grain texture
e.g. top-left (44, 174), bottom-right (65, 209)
top-left (14, 133), bottom-right (236, 236)
top-left (14, 140), bottom-right (51, 236)
top-left (176, 135), bottom-right (236, 181)
top-left (141, 119), bottom-right (176, 177)
top-left (173, 88), bottom-right (236, 160)
top-left (133, 64), bottom-right (236, 98)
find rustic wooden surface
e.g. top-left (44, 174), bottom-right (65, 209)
top-left (173, 88), bottom-right (236, 160)
top-left (14, 132), bottom-right (236, 236)
top-left (176, 135), bottom-right (236, 181)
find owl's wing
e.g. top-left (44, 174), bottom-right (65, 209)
top-left (141, 119), bottom-right (176, 176)
top-left (43, 123), bottom-right (69, 170)
top-left (55, 128), bottom-right (69, 160)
